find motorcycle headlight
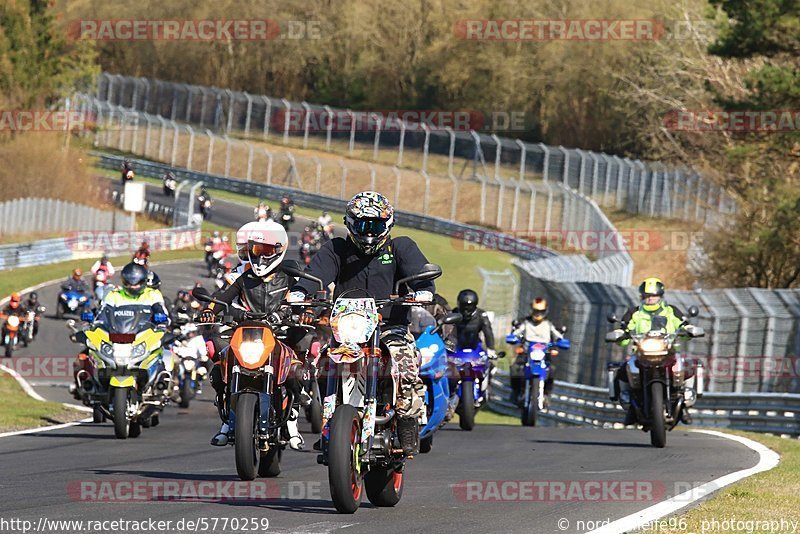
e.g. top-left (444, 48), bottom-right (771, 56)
top-left (332, 313), bottom-right (370, 345)
top-left (639, 338), bottom-right (668, 355)
top-left (100, 342), bottom-right (114, 359)
top-left (238, 340), bottom-right (265, 365)
top-left (131, 342), bottom-right (147, 360)
top-left (79, 296), bottom-right (88, 302)
top-left (183, 359), bottom-right (196, 371)
top-left (6, 315), bottom-right (20, 328)
top-left (113, 344), bottom-right (133, 366)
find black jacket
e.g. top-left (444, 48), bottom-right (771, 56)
top-left (293, 236), bottom-right (435, 325)
top-left (453, 306), bottom-right (495, 350)
top-left (209, 270), bottom-right (293, 319)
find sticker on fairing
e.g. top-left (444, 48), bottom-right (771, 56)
top-left (361, 401), bottom-right (376, 443)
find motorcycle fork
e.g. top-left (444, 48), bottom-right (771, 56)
top-left (643, 370), bottom-right (669, 423)
top-left (361, 327), bottom-right (380, 453)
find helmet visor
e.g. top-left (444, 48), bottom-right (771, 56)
top-left (249, 242), bottom-right (282, 259)
top-left (352, 219), bottom-right (388, 237)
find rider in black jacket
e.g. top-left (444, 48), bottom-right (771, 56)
top-left (452, 289), bottom-right (496, 355)
top-left (289, 191), bottom-right (435, 457)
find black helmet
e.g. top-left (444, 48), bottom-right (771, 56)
top-left (29, 291), bottom-right (38, 301)
top-left (457, 289), bottom-right (479, 318)
top-left (120, 262), bottom-right (148, 297)
top-left (146, 270), bottom-right (161, 290)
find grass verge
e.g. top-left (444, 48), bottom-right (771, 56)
top-left (642, 430), bottom-right (798, 533)
top-left (0, 372), bottom-right (86, 432)
top-left (474, 409), bottom-right (521, 426)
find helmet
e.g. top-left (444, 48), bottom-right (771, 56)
top-left (9, 292), bottom-right (20, 309)
top-left (120, 262), bottom-right (149, 298)
top-left (344, 191), bottom-right (395, 255)
top-left (244, 220), bottom-right (288, 278)
top-left (126, 170), bottom-right (134, 179)
top-left (531, 298), bottom-right (548, 323)
top-left (101, 254), bottom-right (108, 263)
top-left (28, 291), bottom-right (38, 301)
top-left (176, 289), bottom-right (189, 301)
top-left (236, 221), bottom-right (263, 261)
top-left (457, 289), bottom-right (479, 318)
top-left (72, 268), bottom-right (82, 280)
top-left (638, 277), bottom-right (665, 312)
top-left (146, 270), bottom-right (161, 289)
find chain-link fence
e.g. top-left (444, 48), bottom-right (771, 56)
top-left (95, 73), bottom-right (736, 225)
top-left (513, 265), bottom-right (800, 394)
top-left (74, 93), bottom-right (634, 287)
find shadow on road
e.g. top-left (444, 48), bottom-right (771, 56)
top-left (530, 438), bottom-right (652, 448)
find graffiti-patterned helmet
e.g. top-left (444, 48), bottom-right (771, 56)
top-left (344, 191), bottom-right (395, 255)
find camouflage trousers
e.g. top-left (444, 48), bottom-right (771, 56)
top-left (381, 327), bottom-right (425, 419)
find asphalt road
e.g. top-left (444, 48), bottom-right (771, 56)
top-left (0, 187), bottom-right (762, 533)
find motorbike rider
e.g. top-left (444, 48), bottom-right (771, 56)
top-left (288, 191), bottom-right (435, 458)
top-left (163, 172), bottom-right (177, 194)
top-left (508, 297), bottom-right (564, 405)
top-left (317, 210), bottom-right (332, 228)
top-left (197, 220), bottom-right (310, 450)
top-left (121, 159), bottom-right (134, 183)
top-left (453, 289), bottom-right (497, 357)
top-left (133, 241), bottom-right (150, 266)
top-left (25, 292), bottom-right (45, 337)
top-left (613, 277), bottom-right (692, 425)
top-left (1, 292), bottom-right (27, 318)
top-left (91, 255), bottom-right (115, 278)
top-left (198, 187), bottom-right (212, 217)
top-left (254, 202), bottom-right (272, 222)
top-left (64, 269), bottom-right (90, 293)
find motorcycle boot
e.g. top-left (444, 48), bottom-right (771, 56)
top-left (397, 416), bottom-right (419, 458)
top-left (286, 408), bottom-right (305, 450)
top-left (211, 422), bottom-right (230, 446)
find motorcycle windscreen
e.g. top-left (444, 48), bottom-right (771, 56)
top-left (230, 326), bottom-right (275, 370)
top-left (95, 305), bottom-right (155, 334)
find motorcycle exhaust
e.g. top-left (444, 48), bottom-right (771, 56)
top-left (606, 363), bottom-right (619, 400)
top-left (374, 409), bottom-right (396, 426)
top-left (75, 370), bottom-right (90, 392)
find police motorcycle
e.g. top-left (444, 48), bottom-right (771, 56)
top-left (67, 306), bottom-right (172, 439)
top-left (282, 261), bottom-right (443, 514)
top-left (605, 307), bottom-right (705, 448)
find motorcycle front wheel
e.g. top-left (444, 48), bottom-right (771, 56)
top-left (458, 380), bottom-right (476, 431)
top-left (235, 393), bottom-right (259, 481)
top-left (650, 382), bottom-right (667, 448)
top-left (328, 404), bottom-right (363, 514)
top-left (522, 377), bottom-right (539, 427)
top-left (365, 465), bottom-right (404, 507)
top-left (307, 382), bottom-right (323, 434)
top-left (112, 387), bottom-right (129, 439)
top-left (179, 376), bottom-right (192, 409)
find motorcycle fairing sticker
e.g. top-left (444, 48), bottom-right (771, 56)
top-left (361, 401), bottom-right (376, 443)
top-left (330, 297), bottom-right (378, 347)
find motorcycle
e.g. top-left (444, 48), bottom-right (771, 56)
top-left (170, 326), bottom-right (208, 409)
top-left (68, 308), bottom-right (172, 438)
top-left (21, 309), bottom-right (37, 346)
top-left (447, 341), bottom-right (503, 431)
top-left (1, 312), bottom-right (24, 357)
top-left (416, 313), bottom-right (462, 453)
top-left (605, 307), bottom-right (705, 448)
top-left (505, 333), bottom-right (570, 426)
top-left (57, 287), bottom-right (92, 319)
top-left (300, 242), bottom-right (316, 266)
top-left (191, 286), bottom-right (295, 480)
top-left (199, 197), bottom-right (213, 220)
top-left (282, 260), bottom-right (443, 514)
top-left (163, 175), bottom-right (177, 196)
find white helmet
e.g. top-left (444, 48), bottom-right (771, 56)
top-left (236, 221), bottom-right (263, 261)
top-left (243, 220), bottom-right (287, 278)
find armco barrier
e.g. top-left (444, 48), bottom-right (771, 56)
top-left (488, 373), bottom-right (800, 436)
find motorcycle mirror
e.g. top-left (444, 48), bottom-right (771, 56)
top-left (191, 286), bottom-right (213, 302)
top-left (281, 259), bottom-right (325, 291)
top-left (688, 305), bottom-right (699, 317)
top-left (393, 263), bottom-right (442, 294)
top-left (607, 313), bottom-right (618, 324)
top-left (560, 325), bottom-right (568, 334)
top-left (439, 312), bottom-right (462, 325)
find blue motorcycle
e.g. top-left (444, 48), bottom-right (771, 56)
top-left (415, 312), bottom-right (461, 453)
top-left (447, 342), bottom-right (505, 431)
top-left (57, 286), bottom-right (92, 319)
top-left (506, 333), bottom-right (570, 426)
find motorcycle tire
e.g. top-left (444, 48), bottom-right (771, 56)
top-left (4, 344), bottom-right (11, 358)
top-left (56, 304), bottom-right (64, 320)
top-left (258, 446), bottom-right (282, 478)
top-left (113, 387), bottom-right (129, 439)
top-left (420, 434), bottom-right (433, 454)
top-left (328, 404), bottom-right (363, 514)
top-left (235, 393), bottom-right (259, 481)
top-left (458, 380), bottom-right (476, 431)
top-left (650, 382), bottom-right (667, 448)
top-left (365, 466), bottom-right (404, 507)
top-left (308, 384), bottom-right (323, 434)
top-left (92, 405), bottom-right (104, 424)
top-left (522, 378), bottom-right (539, 427)
top-left (179, 378), bottom-right (192, 409)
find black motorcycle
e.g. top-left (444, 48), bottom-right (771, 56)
top-left (605, 308), bottom-right (704, 448)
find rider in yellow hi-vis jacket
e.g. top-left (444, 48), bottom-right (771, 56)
top-left (614, 277), bottom-right (691, 424)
